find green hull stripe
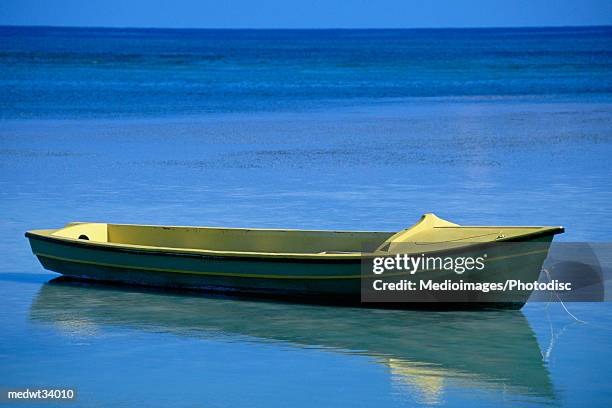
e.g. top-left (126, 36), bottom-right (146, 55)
top-left (36, 253), bottom-right (361, 280)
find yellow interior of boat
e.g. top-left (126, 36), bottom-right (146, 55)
top-left (28, 213), bottom-right (563, 257)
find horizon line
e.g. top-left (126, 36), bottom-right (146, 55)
top-left (1, 23), bottom-right (611, 31)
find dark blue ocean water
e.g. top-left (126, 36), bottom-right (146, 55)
top-left (1, 27), bottom-right (612, 407)
top-left (1, 26), bottom-right (611, 118)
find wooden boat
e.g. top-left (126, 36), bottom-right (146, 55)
top-left (25, 213), bottom-right (564, 309)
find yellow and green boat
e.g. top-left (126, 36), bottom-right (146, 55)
top-left (25, 213), bottom-right (564, 308)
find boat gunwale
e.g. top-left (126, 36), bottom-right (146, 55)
top-left (25, 225), bottom-right (565, 263)
top-left (68, 221), bottom-right (397, 234)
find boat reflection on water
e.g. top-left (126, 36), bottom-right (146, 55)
top-left (30, 278), bottom-right (556, 404)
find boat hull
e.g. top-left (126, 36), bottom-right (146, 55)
top-left (29, 234), bottom-right (361, 296)
top-left (27, 231), bottom-right (557, 309)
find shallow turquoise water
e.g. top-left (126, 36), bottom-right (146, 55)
top-left (1, 27), bottom-right (612, 407)
top-left (1, 273), bottom-right (611, 408)
top-left (2, 99), bottom-right (612, 407)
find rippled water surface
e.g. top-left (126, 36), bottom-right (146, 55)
top-left (1, 27), bottom-right (612, 407)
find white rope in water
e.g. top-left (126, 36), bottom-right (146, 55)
top-left (542, 268), bottom-right (585, 324)
top-left (540, 270), bottom-right (583, 362)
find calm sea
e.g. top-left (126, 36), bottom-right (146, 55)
top-left (1, 26), bottom-right (612, 407)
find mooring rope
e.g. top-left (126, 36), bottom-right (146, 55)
top-left (542, 267), bottom-right (585, 323)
